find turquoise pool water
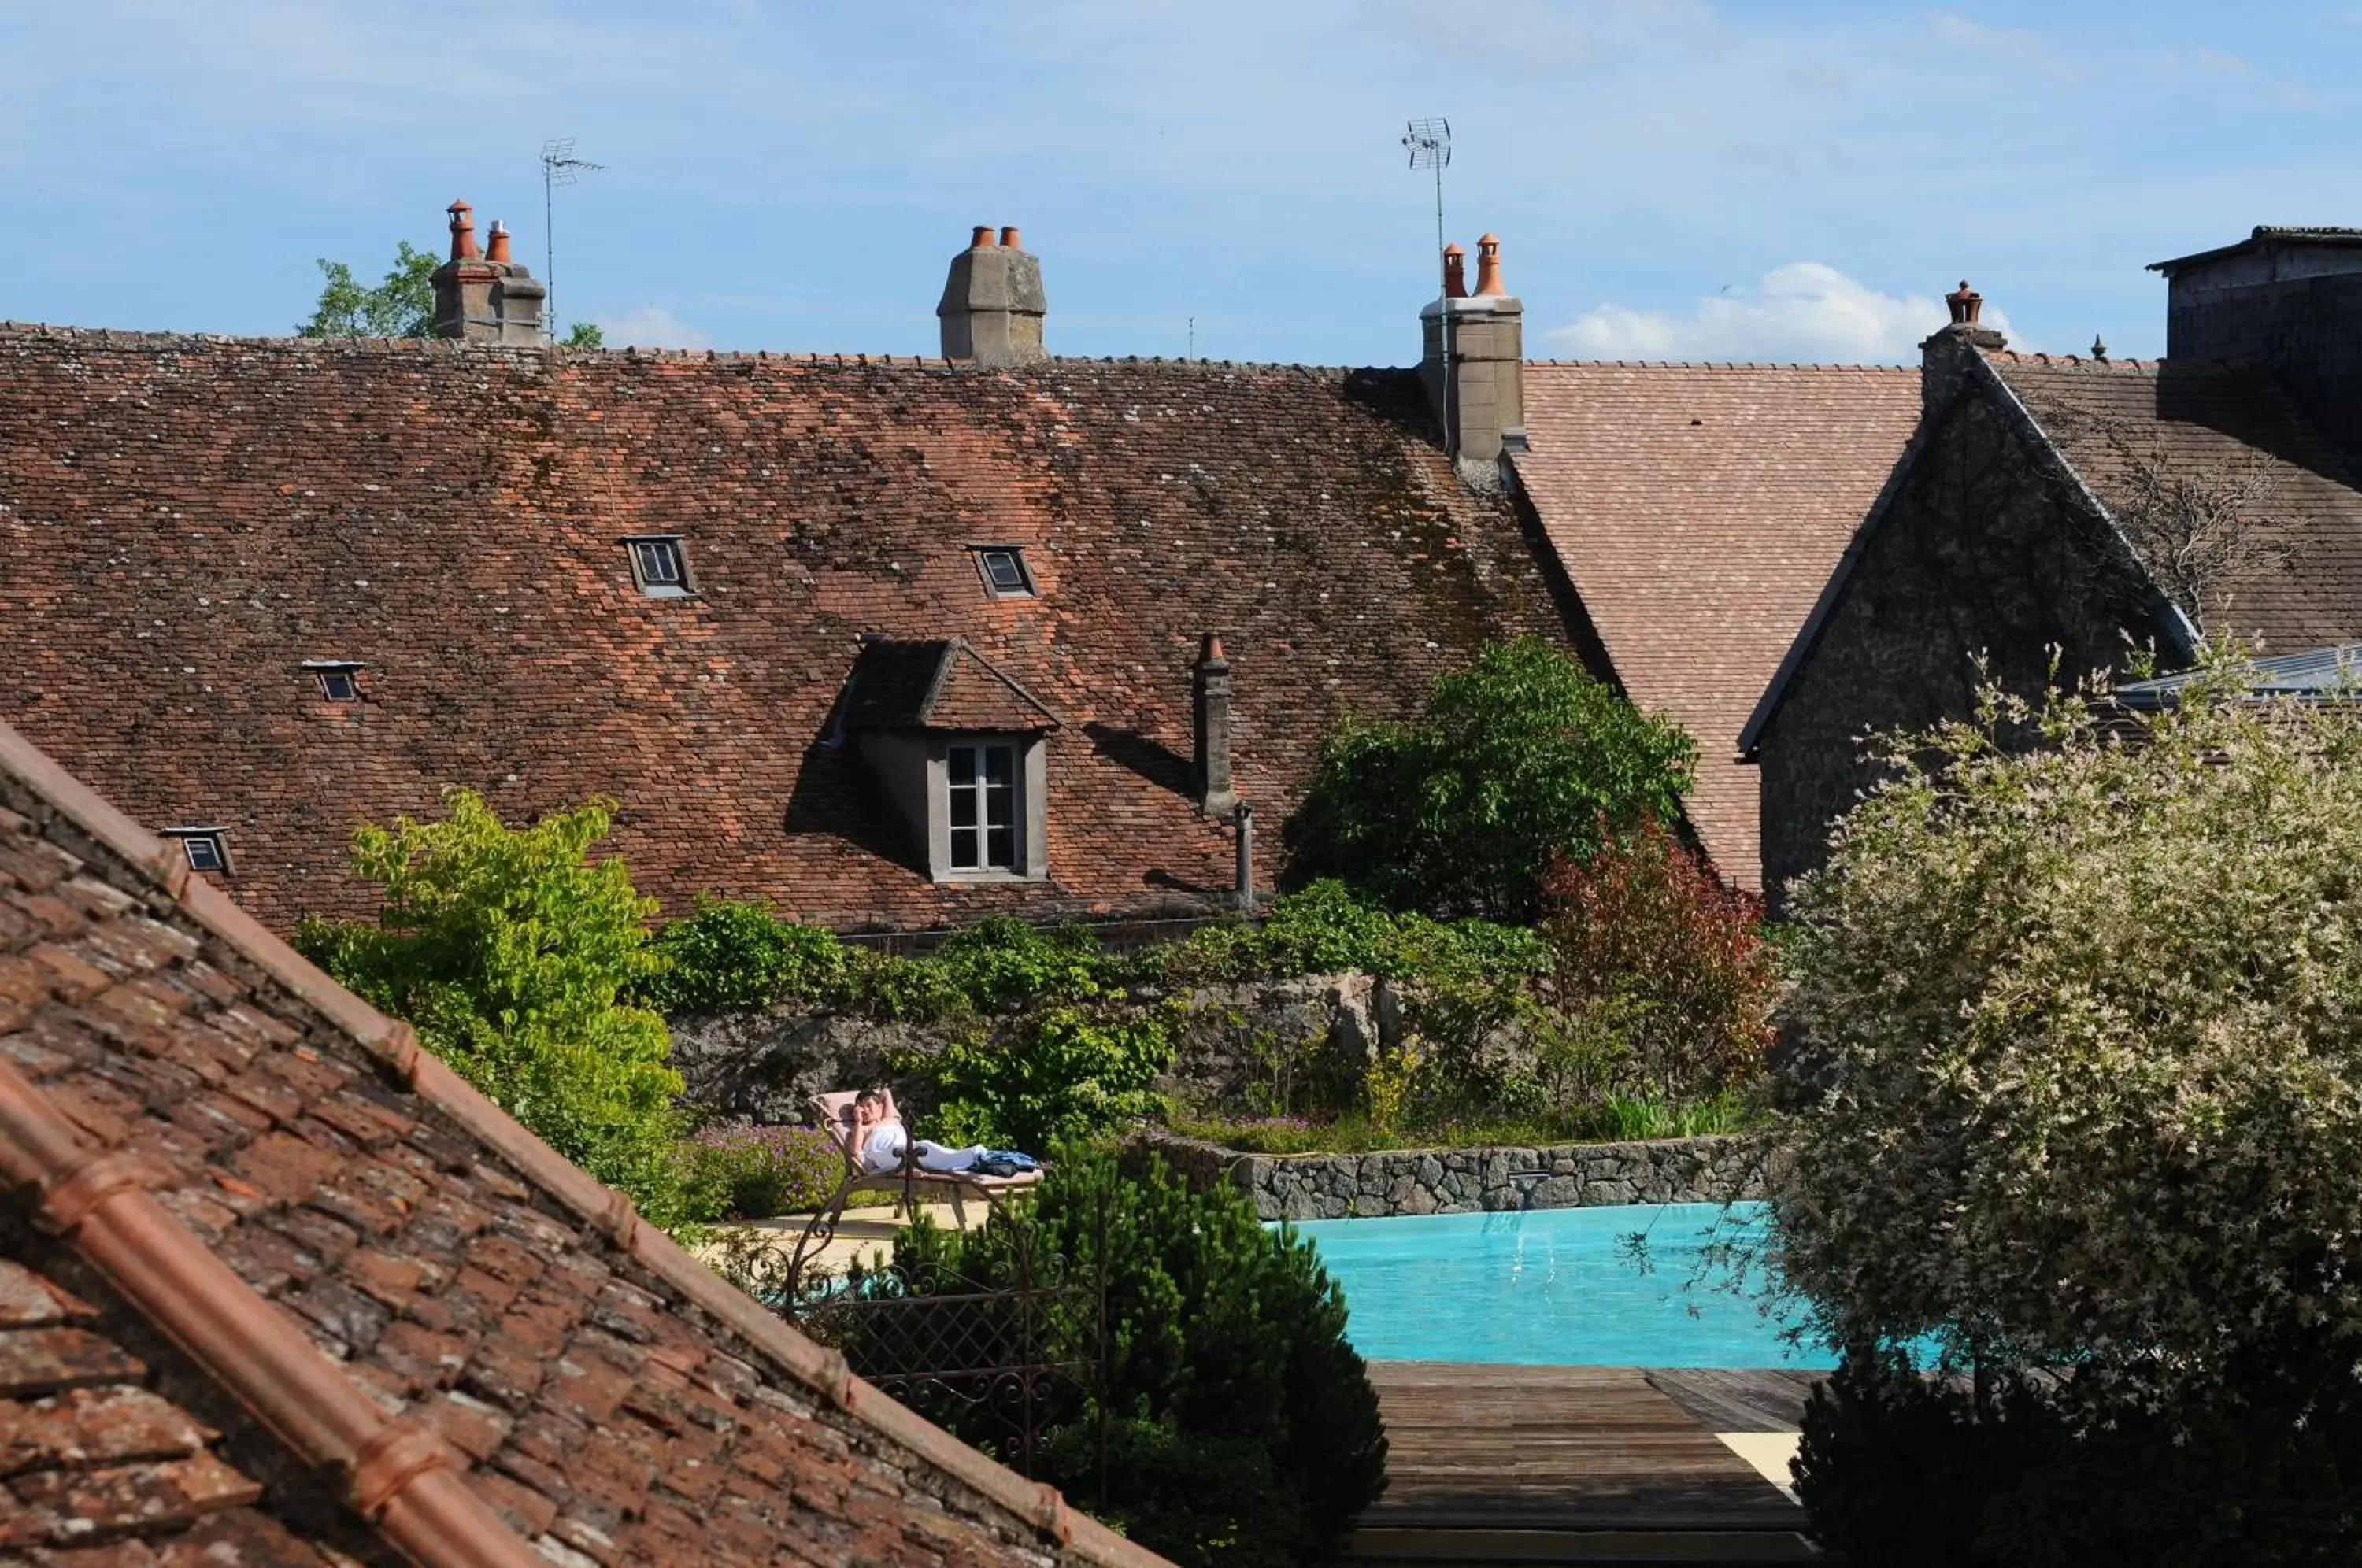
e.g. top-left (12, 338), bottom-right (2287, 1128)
top-left (1290, 1201), bottom-right (1832, 1368)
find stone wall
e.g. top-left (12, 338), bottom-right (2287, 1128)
top-left (1138, 1128), bottom-right (1762, 1222)
top-left (672, 971), bottom-right (1447, 1123)
top-left (1753, 356), bottom-right (2166, 906)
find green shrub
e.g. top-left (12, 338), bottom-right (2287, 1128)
top-left (930, 915), bottom-right (1115, 1012)
top-left (882, 1148), bottom-right (1386, 1566)
top-left (899, 1005), bottom-right (1173, 1149)
top-left (683, 1122), bottom-right (844, 1219)
top-left (645, 897), bottom-right (846, 1014)
top-left (296, 790), bottom-right (709, 1230)
top-left (1283, 638), bottom-right (1696, 919)
top-left (1153, 881), bottom-right (1549, 988)
top-left (1795, 1344), bottom-right (2362, 1566)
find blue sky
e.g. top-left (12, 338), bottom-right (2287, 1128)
top-left (2, 2), bottom-right (2355, 365)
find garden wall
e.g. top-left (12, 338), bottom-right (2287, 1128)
top-left (671, 972), bottom-right (1422, 1122)
top-left (1138, 1128), bottom-right (1762, 1221)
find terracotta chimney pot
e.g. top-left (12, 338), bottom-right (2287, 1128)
top-left (486, 221), bottom-right (512, 265)
top-left (1442, 242), bottom-right (1468, 300)
top-left (1473, 233), bottom-right (1506, 297)
top-left (1000, 225), bottom-right (1023, 251)
top-left (971, 224), bottom-right (996, 248)
top-left (446, 201), bottom-right (479, 262)
top-left (1946, 279), bottom-right (1983, 326)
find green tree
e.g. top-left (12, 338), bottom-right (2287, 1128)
top-left (1283, 637), bottom-right (1695, 919)
top-left (297, 790), bottom-right (708, 1229)
top-left (298, 242), bottom-right (439, 338)
top-left (881, 1148), bottom-right (1386, 1567)
top-left (1772, 649), bottom-right (2362, 1396)
top-left (562, 321), bottom-right (605, 349)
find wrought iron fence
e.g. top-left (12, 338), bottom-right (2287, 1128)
top-left (726, 1191), bottom-right (1109, 1494)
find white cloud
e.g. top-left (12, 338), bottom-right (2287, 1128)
top-left (1547, 262), bottom-right (2018, 364)
top-left (596, 306), bottom-right (711, 350)
top-left (1924, 12), bottom-right (2082, 83)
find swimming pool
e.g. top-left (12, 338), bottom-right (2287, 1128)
top-left (1290, 1201), bottom-right (1831, 1368)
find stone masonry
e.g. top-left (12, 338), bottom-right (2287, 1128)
top-left (1140, 1129), bottom-right (1762, 1222)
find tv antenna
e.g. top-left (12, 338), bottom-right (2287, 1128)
top-left (1401, 116), bottom-right (1454, 454)
top-left (540, 138), bottom-right (605, 342)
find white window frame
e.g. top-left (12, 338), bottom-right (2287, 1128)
top-left (624, 534), bottom-right (693, 597)
top-left (166, 828), bottom-right (230, 874)
top-left (944, 740), bottom-right (1021, 874)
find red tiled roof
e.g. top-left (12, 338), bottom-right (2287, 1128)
top-left (1512, 362), bottom-right (1923, 890)
top-left (0, 327), bottom-right (1564, 933)
top-left (0, 716), bottom-right (1172, 1566)
top-left (1988, 354), bottom-right (2362, 653)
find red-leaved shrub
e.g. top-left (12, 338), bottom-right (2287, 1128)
top-left (1538, 817), bottom-right (1775, 1098)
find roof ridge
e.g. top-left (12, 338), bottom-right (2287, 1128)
top-left (1521, 357), bottom-right (1921, 373)
top-left (0, 716), bottom-right (1167, 1568)
top-left (0, 323), bottom-right (1407, 380)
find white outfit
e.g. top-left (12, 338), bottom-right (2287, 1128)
top-left (861, 1122), bottom-right (986, 1175)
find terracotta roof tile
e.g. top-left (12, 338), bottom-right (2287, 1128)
top-left (1990, 356), bottom-right (2362, 653)
top-left (0, 328), bottom-right (1563, 932)
top-left (1513, 362), bottom-right (1923, 889)
top-left (0, 716), bottom-right (1175, 1566)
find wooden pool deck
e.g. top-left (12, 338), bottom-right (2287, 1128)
top-left (1337, 1363), bottom-right (1826, 1565)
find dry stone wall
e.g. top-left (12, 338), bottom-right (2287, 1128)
top-left (1139, 1129), bottom-right (1762, 1222)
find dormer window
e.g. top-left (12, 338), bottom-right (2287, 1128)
top-left (625, 535), bottom-right (692, 597)
top-left (972, 545), bottom-right (1035, 599)
top-left (165, 828), bottom-right (229, 874)
top-left (946, 741), bottom-right (1020, 872)
top-left (304, 660), bottom-right (365, 701)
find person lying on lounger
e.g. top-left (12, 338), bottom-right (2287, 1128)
top-left (851, 1087), bottom-right (994, 1175)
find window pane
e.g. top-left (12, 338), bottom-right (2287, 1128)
top-left (983, 550), bottom-right (1027, 591)
top-left (984, 745), bottom-right (1015, 786)
top-left (985, 779), bottom-right (1014, 829)
top-left (948, 747), bottom-right (977, 786)
top-left (986, 827), bottom-right (1015, 868)
top-left (950, 827), bottom-right (979, 870)
top-left (182, 837), bottom-right (224, 872)
top-left (949, 786), bottom-right (978, 829)
top-left (635, 542), bottom-right (681, 585)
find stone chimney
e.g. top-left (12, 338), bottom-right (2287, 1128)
top-left (1192, 634), bottom-right (1238, 820)
top-left (2152, 227), bottom-right (2362, 463)
top-left (938, 224), bottom-right (1047, 367)
top-left (1920, 279), bottom-right (2006, 415)
top-left (431, 202), bottom-right (547, 346)
top-left (1420, 232), bottom-right (1525, 470)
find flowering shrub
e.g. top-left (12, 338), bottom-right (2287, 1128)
top-left (1775, 651), bottom-right (2362, 1398)
top-left (683, 1122), bottom-right (844, 1219)
top-left (1537, 817), bottom-right (1775, 1100)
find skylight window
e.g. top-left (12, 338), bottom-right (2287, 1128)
top-left (303, 660), bottom-right (365, 701)
top-left (972, 545), bottom-right (1035, 598)
top-left (166, 828), bottom-right (229, 874)
top-left (625, 535), bottom-right (692, 597)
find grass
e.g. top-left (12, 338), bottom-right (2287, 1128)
top-left (1164, 1092), bottom-right (1758, 1156)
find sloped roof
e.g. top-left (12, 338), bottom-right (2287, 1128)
top-left (0, 327), bottom-right (1564, 932)
top-left (1512, 362), bottom-right (1924, 891)
top-left (1988, 353), bottom-right (2362, 654)
top-left (0, 716), bottom-right (1168, 1566)
top-left (2113, 643), bottom-right (2362, 708)
top-left (841, 638), bottom-right (1061, 732)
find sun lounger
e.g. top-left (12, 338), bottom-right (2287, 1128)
top-left (807, 1088), bottom-right (1042, 1230)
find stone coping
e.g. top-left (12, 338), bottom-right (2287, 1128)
top-left (1137, 1128), bottom-right (1764, 1222)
